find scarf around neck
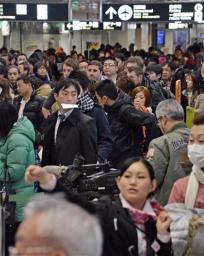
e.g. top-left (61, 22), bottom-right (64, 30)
top-left (185, 165), bottom-right (204, 209)
top-left (78, 93), bottom-right (95, 113)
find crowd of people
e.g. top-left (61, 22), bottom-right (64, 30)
top-left (1, 42), bottom-right (204, 255)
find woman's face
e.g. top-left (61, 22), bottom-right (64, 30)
top-left (134, 91), bottom-right (146, 107)
top-left (8, 67), bottom-right (19, 83)
top-left (37, 65), bottom-right (47, 77)
top-left (186, 75), bottom-right (193, 90)
top-left (116, 161), bottom-right (156, 209)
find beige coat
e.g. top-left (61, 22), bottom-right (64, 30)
top-left (195, 94), bottom-right (204, 110)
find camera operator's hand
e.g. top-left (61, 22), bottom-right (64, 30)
top-left (25, 165), bottom-right (54, 186)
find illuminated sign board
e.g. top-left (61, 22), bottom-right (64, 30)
top-left (0, 3), bottom-right (68, 21)
top-left (65, 21), bottom-right (122, 31)
top-left (103, 3), bottom-right (204, 23)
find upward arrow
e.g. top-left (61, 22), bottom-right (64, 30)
top-left (105, 6), bottom-right (117, 20)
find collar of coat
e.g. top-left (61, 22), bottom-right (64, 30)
top-left (47, 108), bottom-right (81, 127)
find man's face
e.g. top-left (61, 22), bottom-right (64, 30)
top-left (79, 61), bottom-right (88, 73)
top-left (17, 79), bottom-right (31, 97)
top-left (87, 65), bottom-right (101, 82)
top-left (189, 125), bottom-right (204, 145)
top-left (13, 214), bottom-right (54, 256)
top-left (103, 60), bottom-right (118, 77)
top-left (54, 85), bottom-right (78, 106)
top-left (62, 64), bottom-right (73, 79)
top-left (127, 70), bottom-right (142, 86)
top-left (162, 64), bottom-right (172, 81)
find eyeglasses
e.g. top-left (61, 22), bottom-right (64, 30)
top-left (103, 64), bottom-right (116, 67)
top-left (9, 246), bottom-right (54, 255)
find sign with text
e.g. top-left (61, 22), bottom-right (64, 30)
top-left (65, 21), bottom-right (122, 31)
top-left (0, 3), bottom-right (68, 21)
top-left (103, 3), bottom-right (204, 23)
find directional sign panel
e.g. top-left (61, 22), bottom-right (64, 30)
top-left (103, 3), bottom-right (204, 23)
top-left (0, 3), bottom-right (68, 21)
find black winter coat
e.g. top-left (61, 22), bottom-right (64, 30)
top-left (49, 180), bottom-right (173, 256)
top-left (84, 104), bottom-right (112, 163)
top-left (105, 100), bottom-right (159, 168)
top-left (14, 93), bottom-right (45, 133)
top-left (41, 109), bottom-right (98, 166)
top-left (14, 93), bottom-right (45, 146)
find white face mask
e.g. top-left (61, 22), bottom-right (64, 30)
top-left (0, 87), bottom-right (2, 95)
top-left (188, 144), bottom-right (204, 168)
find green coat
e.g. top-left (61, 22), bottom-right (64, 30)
top-left (147, 122), bottom-right (190, 205)
top-left (0, 117), bottom-right (36, 222)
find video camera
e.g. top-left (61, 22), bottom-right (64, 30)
top-left (55, 155), bottom-right (120, 200)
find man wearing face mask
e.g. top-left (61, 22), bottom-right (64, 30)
top-left (147, 99), bottom-right (189, 205)
top-left (169, 111), bottom-right (204, 209)
top-left (41, 78), bottom-right (97, 166)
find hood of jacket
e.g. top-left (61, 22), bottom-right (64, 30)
top-left (8, 116), bottom-right (35, 143)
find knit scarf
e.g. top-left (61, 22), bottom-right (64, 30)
top-left (185, 165), bottom-right (204, 209)
top-left (78, 93), bottom-right (95, 113)
top-left (128, 199), bottom-right (164, 225)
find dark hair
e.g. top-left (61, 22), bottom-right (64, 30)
top-left (29, 76), bottom-right (45, 90)
top-left (0, 101), bottom-right (18, 137)
top-left (146, 64), bottom-right (163, 75)
top-left (184, 70), bottom-right (198, 93)
top-left (0, 65), bottom-right (7, 76)
top-left (162, 61), bottom-right (176, 72)
top-left (54, 78), bottom-right (80, 95)
top-left (95, 79), bottom-right (118, 100)
top-left (18, 61), bottom-right (30, 74)
top-left (115, 53), bottom-right (126, 62)
top-left (33, 61), bottom-right (47, 74)
top-left (193, 111), bottom-right (204, 125)
top-left (69, 70), bottom-right (90, 91)
top-left (17, 75), bottom-right (31, 85)
top-left (0, 78), bottom-right (12, 100)
top-left (104, 57), bottom-right (118, 66)
top-left (119, 157), bottom-right (155, 181)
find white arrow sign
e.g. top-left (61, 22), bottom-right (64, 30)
top-left (105, 6), bottom-right (117, 20)
top-left (66, 22), bottom-right (72, 29)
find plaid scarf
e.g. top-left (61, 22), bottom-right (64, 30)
top-left (78, 93), bottom-right (95, 113)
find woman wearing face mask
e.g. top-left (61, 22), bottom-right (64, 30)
top-left (169, 111), bottom-right (204, 209)
top-left (26, 157), bottom-right (173, 256)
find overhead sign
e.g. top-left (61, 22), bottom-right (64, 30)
top-left (65, 21), bottom-right (122, 31)
top-left (0, 3), bottom-right (68, 21)
top-left (103, 3), bottom-right (204, 23)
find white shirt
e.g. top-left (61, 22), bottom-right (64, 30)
top-left (54, 110), bottom-right (73, 143)
top-left (119, 193), bottom-right (170, 255)
top-left (18, 98), bottom-right (29, 119)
